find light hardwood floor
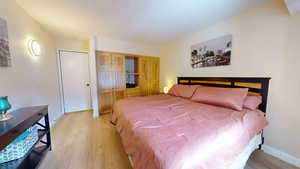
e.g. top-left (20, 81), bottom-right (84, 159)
top-left (39, 111), bottom-right (299, 169)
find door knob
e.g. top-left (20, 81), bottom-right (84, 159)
top-left (85, 82), bottom-right (90, 87)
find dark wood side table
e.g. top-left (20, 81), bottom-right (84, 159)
top-left (0, 106), bottom-right (52, 169)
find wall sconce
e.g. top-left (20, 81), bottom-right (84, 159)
top-left (27, 40), bottom-right (41, 56)
top-left (163, 86), bottom-right (169, 94)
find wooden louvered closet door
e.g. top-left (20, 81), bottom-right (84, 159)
top-left (96, 52), bottom-right (125, 114)
top-left (147, 57), bottom-right (160, 95)
top-left (111, 54), bottom-right (125, 102)
top-left (96, 52), bottom-right (113, 113)
top-left (138, 56), bottom-right (160, 96)
top-left (138, 56), bottom-right (148, 96)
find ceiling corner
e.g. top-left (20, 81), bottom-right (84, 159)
top-left (284, 0), bottom-right (300, 15)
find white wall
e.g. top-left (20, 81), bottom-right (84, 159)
top-left (0, 0), bottom-right (62, 124)
top-left (95, 37), bottom-right (160, 56)
top-left (55, 38), bottom-right (89, 52)
top-left (160, 0), bottom-right (300, 164)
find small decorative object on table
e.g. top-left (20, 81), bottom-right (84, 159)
top-left (0, 96), bottom-right (12, 121)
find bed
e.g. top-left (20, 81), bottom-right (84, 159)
top-left (112, 77), bottom-right (271, 169)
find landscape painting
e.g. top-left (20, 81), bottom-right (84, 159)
top-left (0, 17), bottom-right (11, 67)
top-left (191, 35), bottom-right (232, 68)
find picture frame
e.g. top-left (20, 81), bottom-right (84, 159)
top-left (191, 35), bottom-right (232, 68)
top-left (0, 17), bottom-right (11, 67)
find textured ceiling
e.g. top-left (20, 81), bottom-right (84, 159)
top-left (16, 0), bottom-right (270, 44)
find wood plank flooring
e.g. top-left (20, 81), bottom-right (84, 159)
top-left (39, 111), bottom-right (299, 169)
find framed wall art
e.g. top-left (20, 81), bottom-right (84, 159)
top-left (191, 34), bottom-right (232, 68)
top-left (0, 17), bottom-right (11, 67)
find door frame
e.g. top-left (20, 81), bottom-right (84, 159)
top-left (56, 49), bottom-right (92, 114)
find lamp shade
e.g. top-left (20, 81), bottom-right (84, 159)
top-left (0, 96), bottom-right (11, 112)
top-left (163, 86), bottom-right (169, 94)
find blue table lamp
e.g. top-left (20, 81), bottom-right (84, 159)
top-left (0, 96), bottom-right (12, 121)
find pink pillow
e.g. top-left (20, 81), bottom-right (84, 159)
top-left (191, 86), bottom-right (248, 111)
top-left (168, 84), bottom-right (200, 98)
top-left (243, 96), bottom-right (262, 110)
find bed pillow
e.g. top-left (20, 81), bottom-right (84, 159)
top-left (191, 86), bottom-right (248, 111)
top-left (243, 96), bottom-right (262, 110)
top-left (168, 84), bottom-right (200, 98)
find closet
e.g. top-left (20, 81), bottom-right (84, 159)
top-left (96, 51), bottom-right (160, 113)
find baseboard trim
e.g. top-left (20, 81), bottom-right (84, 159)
top-left (65, 109), bottom-right (93, 114)
top-left (263, 145), bottom-right (300, 168)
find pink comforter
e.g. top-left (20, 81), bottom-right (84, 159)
top-left (112, 95), bottom-right (268, 169)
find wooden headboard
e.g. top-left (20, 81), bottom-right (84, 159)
top-left (177, 77), bottom-right (271, 113)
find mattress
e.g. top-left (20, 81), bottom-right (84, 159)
top-left (112, 95), bottom-right (268, 169)
top-left (127, 134), bottom-right (262, 169)
top-left (229, 134), bottom-right (262, 169)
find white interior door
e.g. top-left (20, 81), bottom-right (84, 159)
top-left (59, 51), bottom-right (91, 113)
